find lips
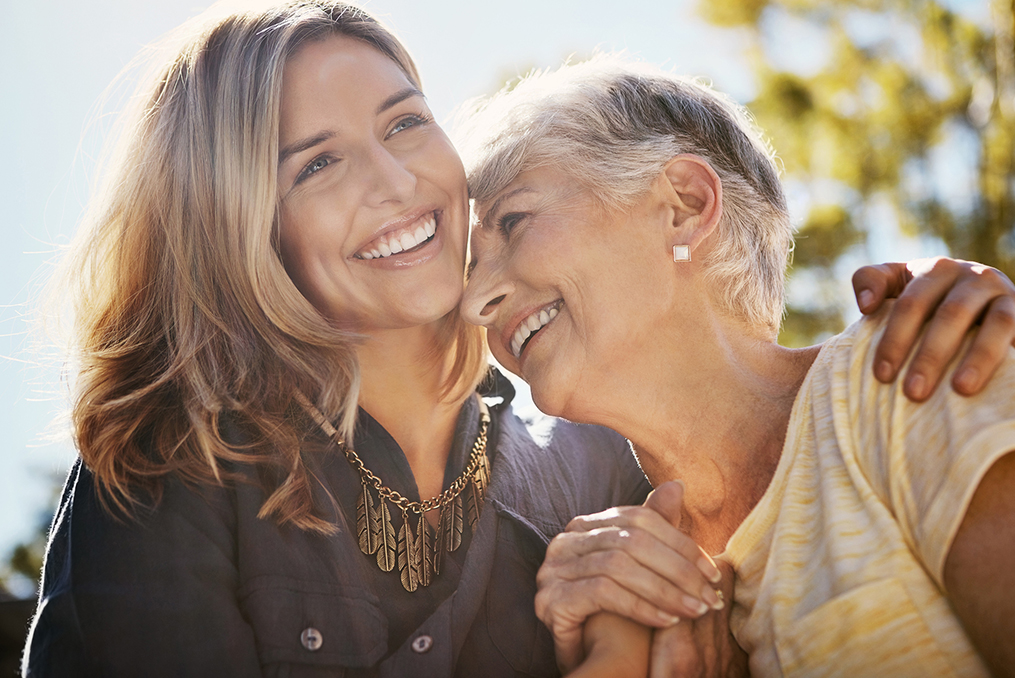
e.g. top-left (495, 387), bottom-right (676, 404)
top-left (509, 300), bottom-right (563, 358)
top-left (355, 212), bottom-right (437, 260)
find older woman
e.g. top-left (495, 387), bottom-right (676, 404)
top-left (460, 58), bottom-right (1015, 677)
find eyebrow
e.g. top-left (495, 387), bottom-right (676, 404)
top-left (481, 187), bottom-right (535, 228)
top-left (278, 130), bottom-right (336, 167)
top-left (377, 86), bottom-right (424, 115)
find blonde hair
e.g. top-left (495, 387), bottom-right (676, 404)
top-left (60, 0), bottom-right (487, 532)
top-left (456, 56), bottom-right (793, 334)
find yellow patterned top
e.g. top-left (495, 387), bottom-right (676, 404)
top-left (722, 306), bottom-right (1015, 677)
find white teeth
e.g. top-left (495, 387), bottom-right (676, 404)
top-left (510, 303), bottom-right (561, 359)
top-left (357, 213), bottom-right (438, 260)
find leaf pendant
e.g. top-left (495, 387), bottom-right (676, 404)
top-left (446, 493), bottom-right (464, 552)
top-left (357, 483), bottom-right (379, 555)
top-left (398, 510), bottom-right (419, 592)
top-left (375, 499), bottom-right (397, 572)
top-left (465, 481), bottom-right (480, 532)
top-left (417, 513), bottom-right (434, 588)
top-left (433, 506), bottom-right (445, 575)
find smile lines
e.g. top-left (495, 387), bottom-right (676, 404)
top-left (357, 214), bottom-right (437, 260)
top-left (511, 301), bottom-right (562, 358)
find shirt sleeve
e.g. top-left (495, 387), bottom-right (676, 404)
top-left (845, 312), bottom-right (1015, 589)
top-left (24, 460), bottom-right (263, 678)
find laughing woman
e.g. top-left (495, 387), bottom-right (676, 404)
top-left (23, 3), bottom-right (1015, 677)
top-left (460, 58), bottom-right (1015, 677)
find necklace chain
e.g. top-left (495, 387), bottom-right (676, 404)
top-left (340, 416), bottom-right (489, 515)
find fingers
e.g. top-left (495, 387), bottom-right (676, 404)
top-left (643, 480), bottom-right (685, 528)
top-left (876, 260), bottom-right (1015, 400)
top-left (535, 573), bottom-right (684, 635)
top-left (566, 487), bottom-right (721, 585)
top-left (951, 295), bottom-right (1015, 395)
top-left (871, 258), bottom-right (959, 387)
top-left (852, 262), bottom-right (912, 314)
top-left (540, 530), bottom-right (721, 618)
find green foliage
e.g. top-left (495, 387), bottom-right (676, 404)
top-left (701, 0), bottom-right (1015, 344)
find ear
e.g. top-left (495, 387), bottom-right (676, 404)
top-left (658, 154), bottom-right (722, 255)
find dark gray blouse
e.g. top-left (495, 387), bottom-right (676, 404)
top-left (24, 371), bottom-right (650, 677)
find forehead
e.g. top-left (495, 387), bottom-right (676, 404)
top-left (280, 35), bottom-right (413, 125)
top-left (475, 166), bottom-right (589, 223)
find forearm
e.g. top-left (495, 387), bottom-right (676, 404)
top-left (943, 450), bottom-right (1015, 677)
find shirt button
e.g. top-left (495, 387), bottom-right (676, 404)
top-left (411, 634), bottom-right (433, 654)
top-left (301, 627), bottom-right (323, 652)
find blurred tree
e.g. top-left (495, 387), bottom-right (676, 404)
top-left (698, 0), bottom-right (1015, 345)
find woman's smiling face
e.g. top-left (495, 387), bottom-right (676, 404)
top-left (277, 35), bottom-right (469, 332)
top-left (462, 165), bottom-right (677, 419)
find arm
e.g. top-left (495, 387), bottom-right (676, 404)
top-left (852, 257), bottom-right (1015, 400)
top-left (24, 462), bottom-right (262, 677)
top-left (942, 450), bottom-right (1015, 678)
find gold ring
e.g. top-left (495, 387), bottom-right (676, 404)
top-left (715, 589), bottom-right (724, 602)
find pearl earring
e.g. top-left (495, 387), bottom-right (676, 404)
top-left (673, 245), bottom-right (691, 262)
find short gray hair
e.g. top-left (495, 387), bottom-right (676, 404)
top-left (454, 56), bottom-right (793, 334)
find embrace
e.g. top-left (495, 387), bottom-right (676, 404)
top-left (24, 2), bottom-right (1015, 677)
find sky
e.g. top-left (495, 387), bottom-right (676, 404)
top-left (0, 0), bottom-right (760, 592)
top-left (0, 0), bottom-right (990, 593)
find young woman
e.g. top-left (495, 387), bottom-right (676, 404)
top-left (25, 3), bottom-right (1015, 676)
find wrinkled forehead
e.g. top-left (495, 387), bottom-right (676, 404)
top-left (473, 165), bottom-right (596, 223)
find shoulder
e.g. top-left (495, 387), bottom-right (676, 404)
top-left (490, 400), bottom-right (651, 535)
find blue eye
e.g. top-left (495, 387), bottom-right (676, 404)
top-left (296, 156), bottom-right (332, 184)
top-left (388, 113), bottom-right (432, 138)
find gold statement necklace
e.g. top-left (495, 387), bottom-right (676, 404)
top-left (298, 393), bottom-right (491, 592)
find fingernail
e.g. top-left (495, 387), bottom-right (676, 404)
top-left (701, 585), bottom-right (724, 611)
top-left (875, 360), bottom-right (894, 382)
top-left (858, 289), bottom-right (873, 310)
top-left (905, 372), bottom-right (927, 400)
top-left (682, 595), bottom-right (709, 616)
top-left (955, 367), bottom-right (978, 393)
top-left (697, 556), bottom-right (722, 583)
top-left (657, 610), bottom-right (681, 626)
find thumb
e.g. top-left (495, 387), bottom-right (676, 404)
top-left (644, 480), bottom-right (684, 529)
top-left (851, 262), bottom-right (909, 314)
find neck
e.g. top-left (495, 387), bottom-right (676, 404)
top-left (356, 320), bottom-right (471, 501)
top-left (566, 314), bottom-right (820, 555)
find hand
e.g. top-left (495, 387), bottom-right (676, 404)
top-left (536, 481), bottom-right (723, 673)
top-left (851, 257), bottom-right (1015, 400)
top-left (649, 560), bottom-right (748, 678)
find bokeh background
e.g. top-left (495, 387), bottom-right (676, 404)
top-left (1, 0), bottom-right (1010, 607)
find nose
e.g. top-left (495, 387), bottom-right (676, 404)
top-left (363, 144), bottom-right (416, 206)
top-left (461, 233), bottom-right (514, 328)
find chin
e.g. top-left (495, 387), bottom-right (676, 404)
top-left (527, 375), bottom-right (571, 420)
